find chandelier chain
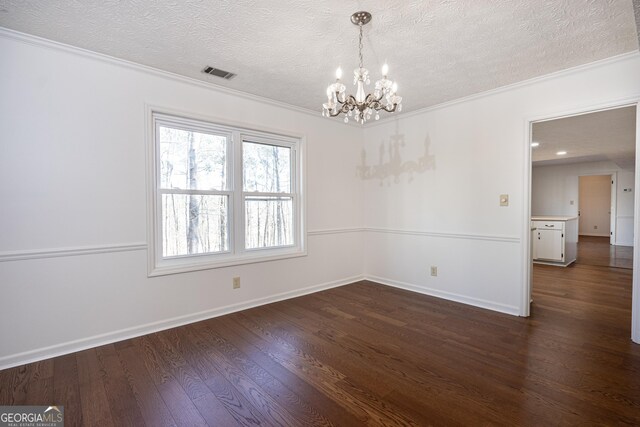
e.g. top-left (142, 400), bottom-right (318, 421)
top-left (358, 22), bottom-right (364, 69)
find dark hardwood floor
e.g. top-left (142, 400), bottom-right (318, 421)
top-left (576, 235), bottom-right (633, 269)
top-left (1, 268), bottom-right (639, 426)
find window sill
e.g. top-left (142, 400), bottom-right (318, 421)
top-left (148, 247), bottom-right (307, 277)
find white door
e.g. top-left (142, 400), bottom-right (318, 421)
top-left (578, 175), bottom-right (612, 238)
top-left (536, 229), bottom-right (563, 261)
top-left (610, 175), bottom-right (616, 245)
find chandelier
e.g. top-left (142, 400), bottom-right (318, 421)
top-left (322, 11), bottom-right (403, 124)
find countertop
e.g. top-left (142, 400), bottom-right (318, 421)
top-left (531, 215), bottom-right (578, 221)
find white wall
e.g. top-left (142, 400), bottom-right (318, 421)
top-left (0, 32), bottom-right (364, 368)
top-left (2, 30), bottom-right (640, 367)
top-left (532, 161), bottom-right (634, 245)
top-left (579, 174), bottom-right (613, 237)
top-left (362, 53), bottom-right (640, 315)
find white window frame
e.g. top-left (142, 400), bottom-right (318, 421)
top-left (241, 133), bottom-right (299, 252)
top-left (147, 108), bottom-right (306, 276)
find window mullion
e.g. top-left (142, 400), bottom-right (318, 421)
top-left (233, 130), bottom-right (244, 254)
top-left (154, 119), bottom-right (164, 269)
top-left (159, 189), bottom-right (232, 196)
top-left (291, 147), bottom-right (298, 247)
top-left (243, 192), bottom-right (294, 198)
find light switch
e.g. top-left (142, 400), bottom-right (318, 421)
top-left (570, 200), bottom-right (574, 205)
top-left (500, 194), bottom-right (509, 207)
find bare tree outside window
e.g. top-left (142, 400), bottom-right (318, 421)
top-left (243, 141), bottom-right (294, 249)
top-left (151, 113), bottom-right (302, 274)
top-left (159, 126), bottom-right (228, 257)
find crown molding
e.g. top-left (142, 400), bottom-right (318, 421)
top-left (0, 26), bottom-right (339, 123)
top-left (1, 26), bottom-right (637, 130)
top-left (367, 50), bottom-right (640, 128)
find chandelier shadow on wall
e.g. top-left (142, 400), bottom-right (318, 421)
top-left (322, 11), bottom-right (403, 124)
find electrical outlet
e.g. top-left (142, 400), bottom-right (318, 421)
top-left (233, 277), bottom-right (241, 289)
top-left (430, 266), bottom-right (438, 277)
top-left (594, 225), bottom-right (598, 230)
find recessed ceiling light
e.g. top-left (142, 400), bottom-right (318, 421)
top-left (531, 142), bottom-right (540, 147)
top-left (556, 151), bottom-right (567, 155)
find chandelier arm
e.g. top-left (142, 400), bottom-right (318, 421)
top-left (328, 107), bottom-right (346, 117)
top-left (361, 92), bottom-right (384, 109)
top-left (368, 102), bottom-right (382, 111)
top-left (328, 101), bottom-right (353, 117)
top-left (367, 100), bottom-right (387, 112)
top-left (335, 94), bottom-right (356, 106)
top-left (345, 94), bottom-right (358, 106)
top-left (364, 93), bottom-right (378, 104)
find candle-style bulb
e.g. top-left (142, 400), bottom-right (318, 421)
top-left (335, 67), bottom-right (343, 80)
top-left (381, 63), bottom-right (389, 77)
top-left (392, 82), bottom-right (398, 93)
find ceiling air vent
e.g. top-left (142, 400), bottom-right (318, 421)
top-left (202, 66), bottom-right (236, 80)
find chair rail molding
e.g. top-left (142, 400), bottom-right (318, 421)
top-left (363, 227), bottom-right (520, 243)
top-left (0, 243), bottom-right (148, 263)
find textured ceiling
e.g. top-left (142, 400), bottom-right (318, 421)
top-left (635, 0), bottom-right (640, 46)
top-left (0, 1), bottom-right (638, 114)
top-left (532, 106), bottom-right (637, 169)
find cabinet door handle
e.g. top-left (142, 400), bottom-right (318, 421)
top-left (544, 225), bottom-right (554, 228)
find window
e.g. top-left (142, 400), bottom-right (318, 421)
top-left (148, 111), bottom-right (305, 276)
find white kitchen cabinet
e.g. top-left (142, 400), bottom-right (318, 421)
top-left (532, 216), bottom-right (578, 266)
top-left (536, 227), bottom-right (563, 260)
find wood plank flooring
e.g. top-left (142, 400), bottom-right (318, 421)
top-left (576, 235), bottom-right (633, 269)
top-left (1, 267), bottom-right (639, 426)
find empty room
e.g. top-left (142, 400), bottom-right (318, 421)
top-left (1, 1), bottom-right (640, 426)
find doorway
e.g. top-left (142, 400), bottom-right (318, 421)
top-left (578, 174), bottom-right (614, 243)
top-left (524, 103), bottom-right (638, 342)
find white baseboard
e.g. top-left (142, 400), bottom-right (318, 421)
top-left (365, 275), bottom-right (521, 316)
top-left (579, 233), bottom-right (634, 246)
top-left (0, 273), bottom-right (523, 370)
top-left (0, 275), bottom-right (363, 371)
